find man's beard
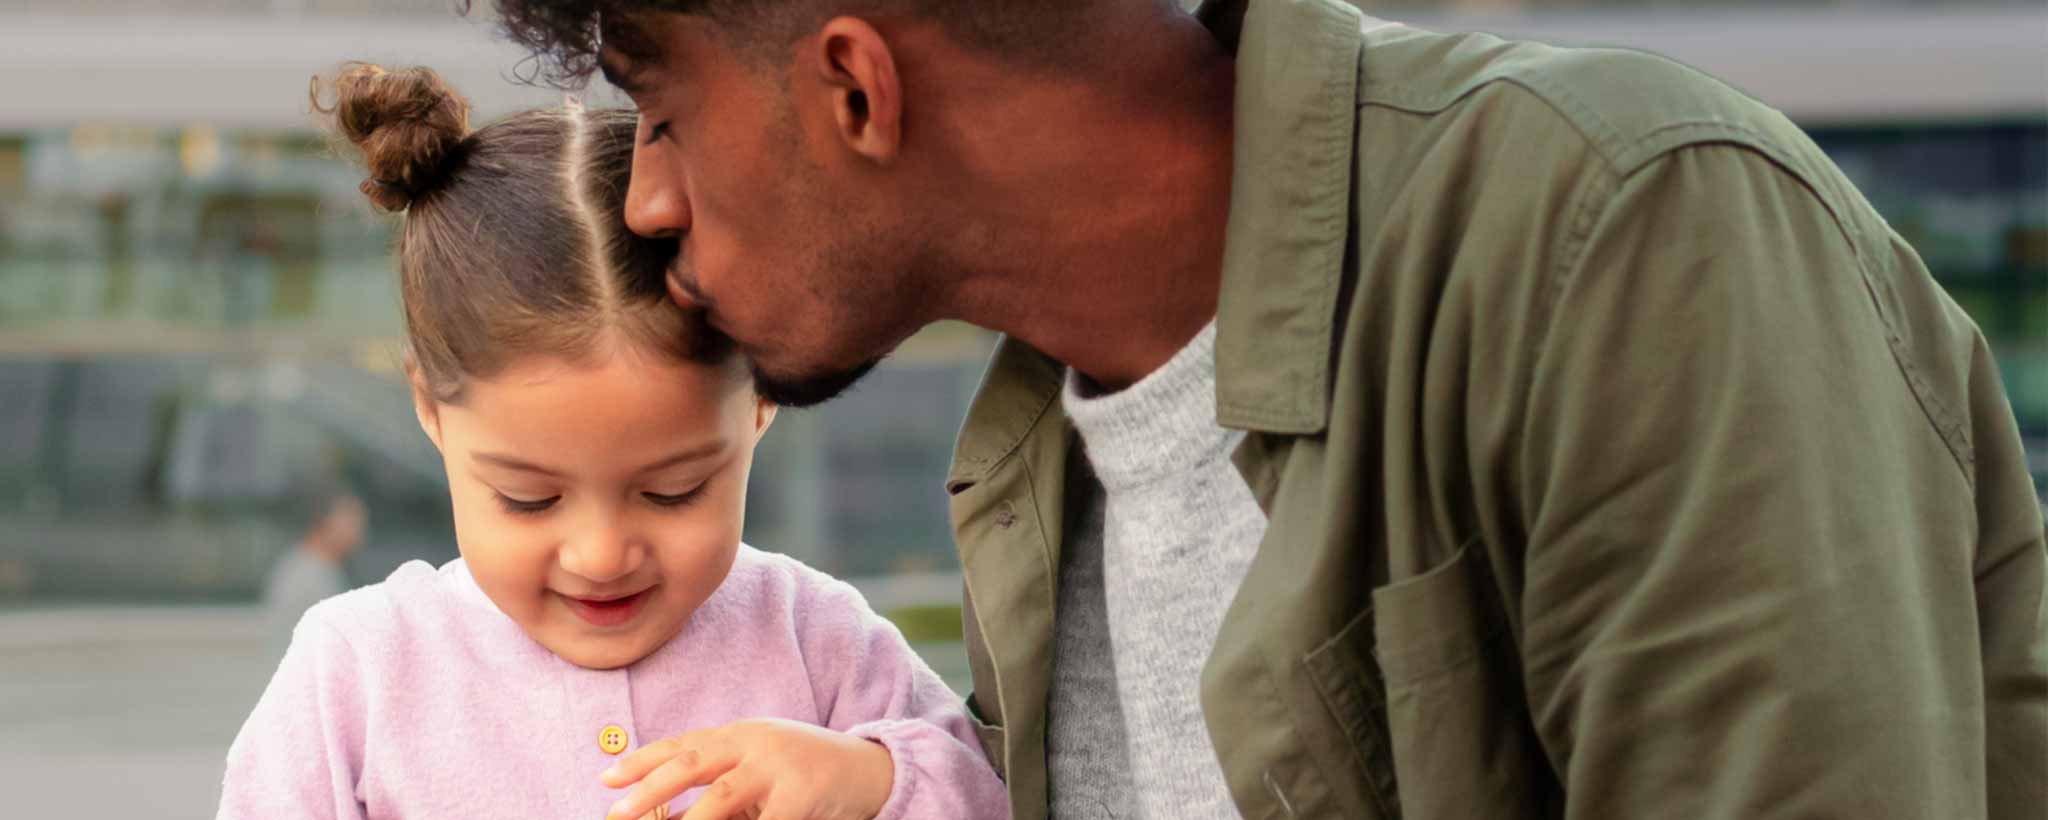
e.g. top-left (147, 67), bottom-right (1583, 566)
top-left (743, 174), bottom-right (927, 409)
top-left (749, 356), bottom-right (883, 408)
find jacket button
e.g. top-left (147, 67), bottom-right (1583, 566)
top-left (994, 502), bottom-right (1017, 529)
top-left (598, 724), bottom-right (629, 755)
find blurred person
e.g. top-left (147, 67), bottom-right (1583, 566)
top-left (216, 65), bottom-right (1006, 820)
top-left (484, 0), bottom-right (2048, 818)
top-left (262, 493), bottom-right (367, 652)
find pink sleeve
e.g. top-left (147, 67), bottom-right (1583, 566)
top-left (216, 610), bottom-right (368, 820)
top-left (797, 576), bottom-right (1011, 820)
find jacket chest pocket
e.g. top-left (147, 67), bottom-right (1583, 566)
top-left (1296, 542), bottom-right (1556, 819)
top-left (1301, 601), bottom-right (1403, 819)
top-left (1369, 542), bottom-right (1559, 819)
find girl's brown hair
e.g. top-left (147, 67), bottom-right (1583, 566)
top-left (313, 63), bottom-right (729, 403)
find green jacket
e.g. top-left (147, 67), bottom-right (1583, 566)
top-left (944, 1), bottom-right (2048, 817)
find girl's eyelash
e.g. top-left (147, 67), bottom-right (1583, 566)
top-left (495, 493), bottom-right (560, 516)
top-left (492, 477), bottom-right (709, 515)
top-left (643, 122), bottom-right (670, 145)
top-left (644, 480), bottom-right (710, 509)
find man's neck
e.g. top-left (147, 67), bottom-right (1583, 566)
top-left (931, 12), bottom-right (1237, 391)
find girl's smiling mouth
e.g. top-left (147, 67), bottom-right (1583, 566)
top-left (560, 587), bottom-right (656, 628)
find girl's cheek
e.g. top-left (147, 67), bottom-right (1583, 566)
top-left (459, 515), bottom-right (554, 574)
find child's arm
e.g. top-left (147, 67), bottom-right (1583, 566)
top-left (802, 577), bottom-right (1010, 820)
top-left (217, 611), bottom-right (368, 820)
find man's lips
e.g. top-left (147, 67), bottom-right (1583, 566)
top-left (667, 268), bottom-right (713, 313)
top-left (559, 587), bottom-right (653, 628)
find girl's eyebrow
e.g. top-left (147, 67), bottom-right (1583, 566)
top-left (632, 440), bottom-right (727, 475)
top-left (473, 452), bottom-right (564, 478)
top-left (471, 441), bottom-right (725, 479)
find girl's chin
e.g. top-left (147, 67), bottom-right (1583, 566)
top-left (546, 632), bottom-right (657, 670)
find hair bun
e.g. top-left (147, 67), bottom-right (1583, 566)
top-left (313, 63), bottom-right (472, 212)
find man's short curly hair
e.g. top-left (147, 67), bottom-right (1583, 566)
top-left (477, 0), bottom-right (1091, 87)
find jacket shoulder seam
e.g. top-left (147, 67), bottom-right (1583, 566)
top-left (1542, 144), bottom-right (1976, 484)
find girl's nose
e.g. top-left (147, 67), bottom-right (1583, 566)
top-left (558, 520), bottom-right (642, 585)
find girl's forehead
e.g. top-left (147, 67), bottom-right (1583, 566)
top-left (447, 354), bottom-right (748, 451)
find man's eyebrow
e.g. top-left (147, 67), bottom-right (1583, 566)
top-left (596, 13), bottom-right (665, 94)
top-left (598, 53), bottom-right (650, 95)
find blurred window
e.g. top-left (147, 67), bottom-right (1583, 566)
top-left (2, 118), bottom-right (2040, 609)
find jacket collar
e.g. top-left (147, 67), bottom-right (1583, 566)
top-left (1204, 0), bottom-right (1365, 435)
top-left (948, 0), bottom-right (1369, 482)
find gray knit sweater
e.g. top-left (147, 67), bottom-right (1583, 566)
top-left (1046, 321), bottom-right (1267, 819)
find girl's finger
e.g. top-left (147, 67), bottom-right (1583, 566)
top-left (608, 744), bottom-right (742, 820)
top-left (675, 768), bottom-right (768, 820)
top-left (604, 727), bottom-right (727, 787)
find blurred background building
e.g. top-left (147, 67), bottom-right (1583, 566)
top-left (1, 0), bottom-right (2042, 816)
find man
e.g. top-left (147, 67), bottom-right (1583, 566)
top-left (262, 493), bottom-right (367, 653)
top-left (487, 0), bottom-right (2047, 817)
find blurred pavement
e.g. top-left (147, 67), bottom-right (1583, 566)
top-left (1, 607), bottom-right (274, 819)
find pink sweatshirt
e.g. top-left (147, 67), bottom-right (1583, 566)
top-left (218, 545), bottom-right (1009, 819)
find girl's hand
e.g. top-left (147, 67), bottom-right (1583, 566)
top-left (602, 717), bottom-right (896, 820)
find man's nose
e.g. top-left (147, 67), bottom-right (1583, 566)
top-left (625, 142), bottom-right (690, 240)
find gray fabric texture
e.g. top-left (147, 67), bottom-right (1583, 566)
top-left (1059, 321), bottom-right (1267, 820)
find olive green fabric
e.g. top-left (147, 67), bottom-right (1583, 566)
top-left (945, 1), bottom-right (2048, 817)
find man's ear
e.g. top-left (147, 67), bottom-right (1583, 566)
top-left (811, 16), bottom-right (903, 164)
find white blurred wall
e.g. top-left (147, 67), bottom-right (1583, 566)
top-left (1, 4), bottom-right (2043, 130)
top-left (0, 13), bottom-right (577, 132)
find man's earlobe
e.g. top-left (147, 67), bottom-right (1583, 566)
top-left (815, 16), bottom-right (902, 163)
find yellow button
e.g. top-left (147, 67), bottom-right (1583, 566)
top-left (598, 725), bottom-right (629, 755)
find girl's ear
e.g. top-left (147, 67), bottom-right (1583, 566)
top-left (407, 359), bottom-right (446, 452)
top-left (753, 395), bottom-right (778, 441)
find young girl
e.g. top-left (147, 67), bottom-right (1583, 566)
top-left (217, 64), bottom-right (1008, 820)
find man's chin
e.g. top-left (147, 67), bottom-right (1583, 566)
top-left (750, 358), bottom-right (883, 408)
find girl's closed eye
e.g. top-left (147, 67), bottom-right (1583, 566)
top-left (495, 491), bottom-right (561, 516)
top-left (643, 477), bottom-right (712, 509)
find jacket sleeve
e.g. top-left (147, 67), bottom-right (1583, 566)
top-left (1514, 141), bottom-right (2046, 819)
top-left (217, 609), bottom-right (368, 820)
top-left (797, 575), bottom-right (1013, 820)
top-left (1968, 324), bottom-right (2048, 819)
